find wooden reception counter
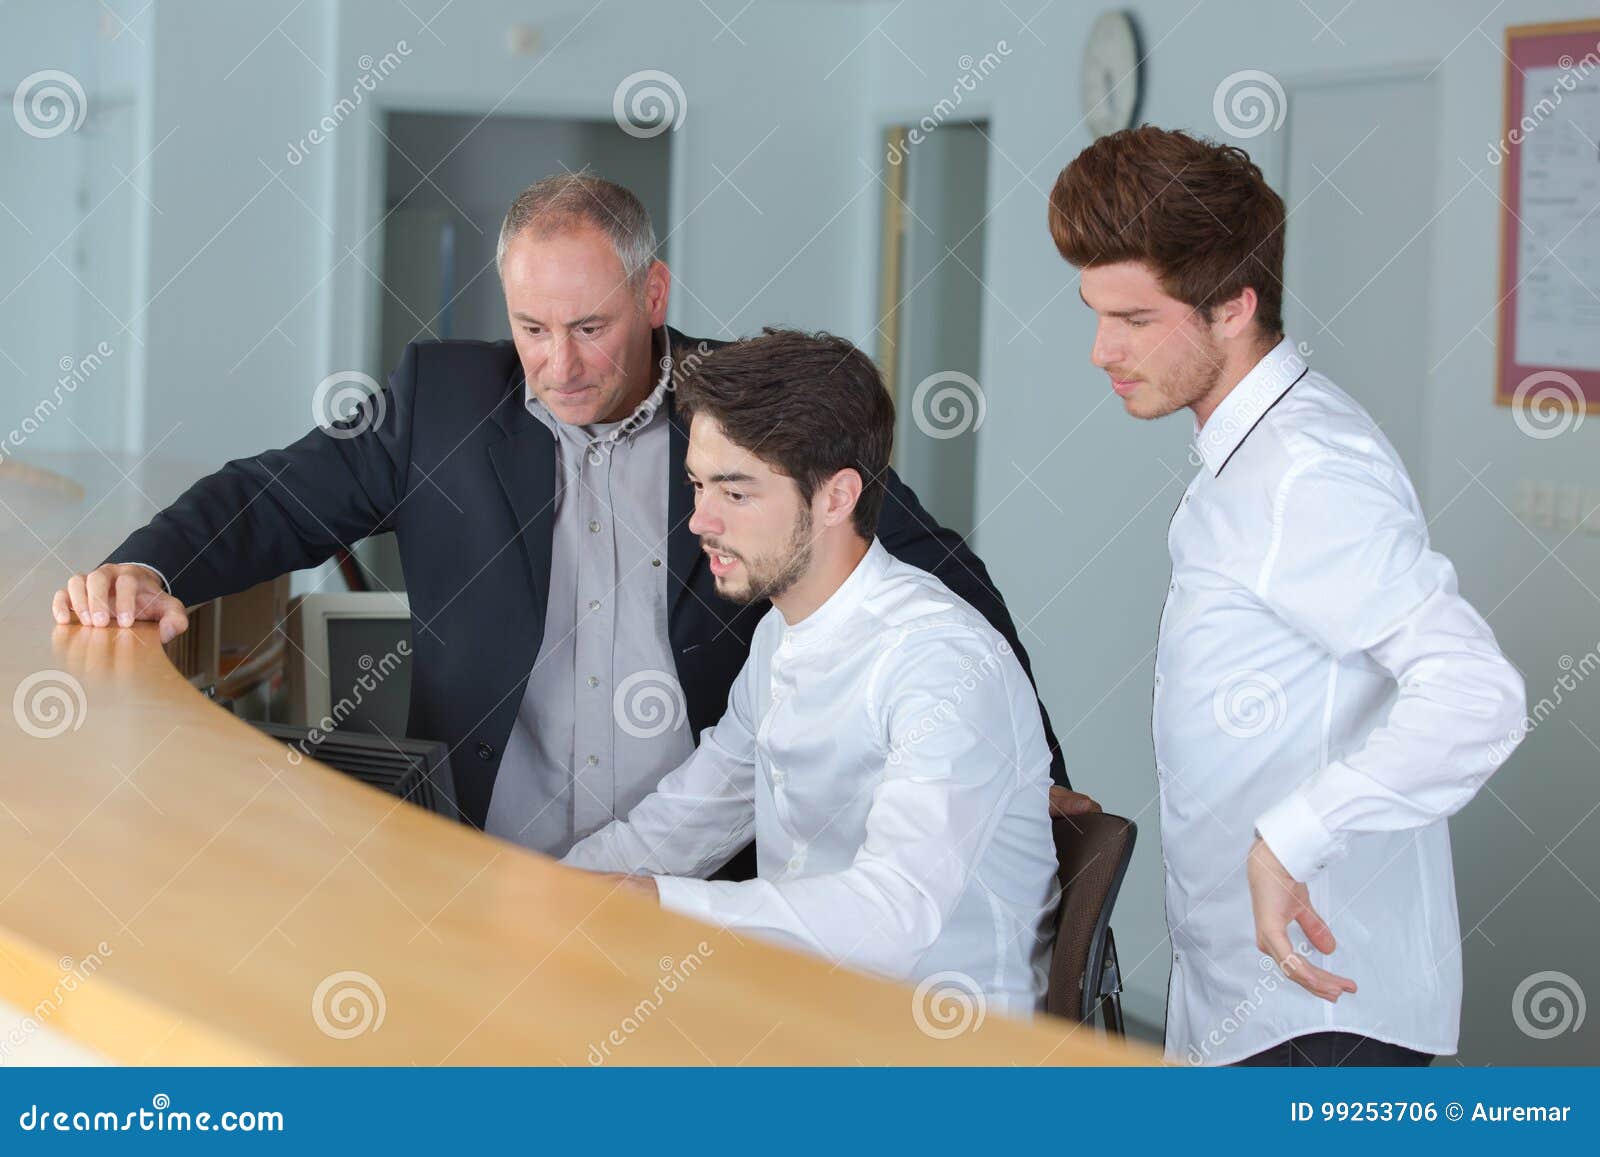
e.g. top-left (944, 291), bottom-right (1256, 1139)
top-left (0, 452), bottom-right (1151, 1066)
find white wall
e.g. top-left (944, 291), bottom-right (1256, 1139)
top-left (13, 0), bottom-right (877, 462)
top-left (0, 0), bottom-right (150, 466)
top-left (322, 0), bottom-right (876, 383)
top-left (854, 0), bottom-right (1600, 1063)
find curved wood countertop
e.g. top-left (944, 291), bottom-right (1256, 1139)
top-left (0, 452), bottom-right (1151, 1066)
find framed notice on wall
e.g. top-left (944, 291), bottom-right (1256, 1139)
top-left (1495, 20), bottom-right (1600, 422)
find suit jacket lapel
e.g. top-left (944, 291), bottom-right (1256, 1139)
top-left (487, 374), bottom-right (555, 637)
top-left (667, 389), bottom-right (701, 619)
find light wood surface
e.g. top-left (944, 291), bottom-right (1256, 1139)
top-left (0, 451), bottom-right (1153, 1065)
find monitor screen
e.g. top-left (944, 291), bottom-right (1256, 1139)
top-left (323, 615), bottom-right (413, 737)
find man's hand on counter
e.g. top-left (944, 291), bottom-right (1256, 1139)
top-left (51, 563), bottom-right (189, 644)
top-left (1049, 786), bottom-right (1102, 817)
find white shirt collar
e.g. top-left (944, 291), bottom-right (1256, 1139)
top-left (1191, 336), bottom-right (1308, 477)
top-left (525, 327), bottom-right (673, 445)
top-left (779, 537), bottom-right (891, 648)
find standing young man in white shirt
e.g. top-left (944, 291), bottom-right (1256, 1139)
top-left (563, 329), bottom-right (1061, 1017)
top-left (1048, 127), bottom-right (1526, 1065)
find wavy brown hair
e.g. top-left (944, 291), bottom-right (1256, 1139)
top-left (1048, 126), bottom-right (1285, 338)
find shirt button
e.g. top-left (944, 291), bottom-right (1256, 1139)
top-left (476, 742), bottom-right (494, 761)
top-left (586, 754), bottom-right (598, 766)
top-left (587, 675), bottom-right (599, 688)
top-left (586, 447), bottom-right (603, 465)
top-left (588, 599), bottom-right (601, 611)
top-left (771, 767), bottom-right (785, 785)
top-left (651, 557), bottom-right (662, 567)
top-left (1169, 581), bottom-right (1176, 592)
top-left (1154, 674), bottom-right (1163, 687)
top-left (588, 519), bottom-right (601, 533)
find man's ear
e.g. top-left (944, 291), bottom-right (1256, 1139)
top-left (644, 260), bottom-right (671, 329)
top-left (821, 467), bottom-right (863, 529)
top-left (1212, 285), bottom-right (1259, 340)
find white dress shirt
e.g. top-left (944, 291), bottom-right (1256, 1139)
top-left (1157, 337), bottom-right (1526, 1065)
top-left (563, 538), bottom-right (1060, 1017)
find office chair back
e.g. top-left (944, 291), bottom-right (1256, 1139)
top-left (1046, 811), bottom-right (1136, 1032)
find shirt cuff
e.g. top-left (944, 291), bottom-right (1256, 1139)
top-left (123, 561), bottom-right (171, 593)
top-left (654, 876), bottom-right (723, 925)
top-left (1255, 787), bottom-right (1344, 882)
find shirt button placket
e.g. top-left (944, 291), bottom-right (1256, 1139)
top-left (574, 439), bottom-right (617, 833)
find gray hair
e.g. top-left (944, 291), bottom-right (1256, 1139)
top-left (495, 173), bottom-right (658, 294)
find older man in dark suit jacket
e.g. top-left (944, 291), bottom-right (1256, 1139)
top-left (53, 174), bottom-right (1089, 860)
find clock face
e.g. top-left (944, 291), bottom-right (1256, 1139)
top-left (1081, 10), bottom-right (1141, 139)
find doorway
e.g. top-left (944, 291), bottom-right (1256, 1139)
top-left (358, 111), bottom-right (672, 589)
top-left (1282, 71), bottom-right (1437, 476)
top-left (877, 120), bottom-right (991, 539)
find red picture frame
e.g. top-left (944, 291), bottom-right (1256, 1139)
top-left (1495, 20), bottom-right (1600, 415)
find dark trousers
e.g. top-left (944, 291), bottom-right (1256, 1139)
top-left (1232, 1031), bottom-right (1434, 1067)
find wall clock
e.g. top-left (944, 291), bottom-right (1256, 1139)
top-left (1081, 10), bottom-right (1143, 138)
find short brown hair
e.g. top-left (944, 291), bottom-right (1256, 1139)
top-left (1048, 126), bottom-right (1285, 337)
top-left (676, 329), bottom-right (894, 539)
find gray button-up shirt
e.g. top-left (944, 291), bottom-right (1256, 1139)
top-left (484, 329), bottom-right (695, 856)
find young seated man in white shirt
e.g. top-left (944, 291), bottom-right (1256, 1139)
top-left (562, 328), bottom-right (1061, 1016)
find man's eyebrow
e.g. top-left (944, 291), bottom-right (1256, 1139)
top-left (510, 312), bottom-right (611, 326)
top-left (685, 466), bottom-right (755, 484)
top-left (1076, 289), bottom-right (1154, 319)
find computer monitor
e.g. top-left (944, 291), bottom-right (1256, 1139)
top-left (284, 591), bottom-right (413, 738)
top-left (251, 721), bottom-right (460, 824)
